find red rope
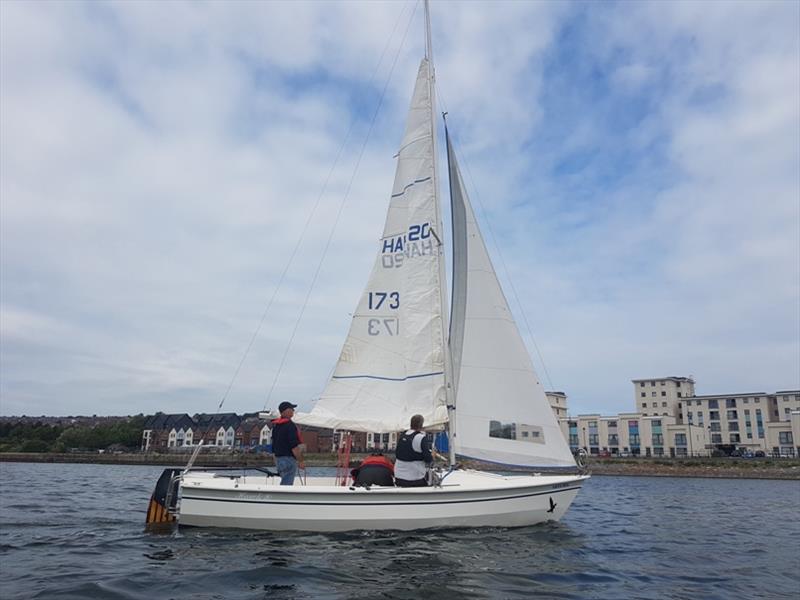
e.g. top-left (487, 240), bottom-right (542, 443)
top-left (335, 432), bottom-right (352, 486)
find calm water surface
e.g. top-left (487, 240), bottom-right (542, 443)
top-left (1, 462), bottom-right (798, 599)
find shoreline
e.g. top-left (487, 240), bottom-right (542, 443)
top-left (1, 452), bottom-right (798, 480)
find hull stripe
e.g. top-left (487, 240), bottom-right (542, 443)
top-left (180, 485), bottom-right (582, 507)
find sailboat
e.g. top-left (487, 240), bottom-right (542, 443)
top-left (146, 1), bottom-right (587, 532)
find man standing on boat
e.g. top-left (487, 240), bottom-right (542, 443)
top-left (272, 402), bottom-right (305, 485)
top-left (394, 414), bottom-right (433, 487)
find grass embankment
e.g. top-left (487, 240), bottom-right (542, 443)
top-left (2, 453), bottom-right (799, 480)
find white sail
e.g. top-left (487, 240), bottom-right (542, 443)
top-left (445, 129), bottom-right (576, 468)
top-left (297, 58), bottom-right (448, 433)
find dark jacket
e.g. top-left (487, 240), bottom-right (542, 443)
top-left (272, 418), bottom-right (300, 457)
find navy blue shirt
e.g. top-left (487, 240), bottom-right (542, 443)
top-left (272, 419), bottom-right (300, 457)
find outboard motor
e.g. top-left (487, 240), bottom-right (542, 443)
top-left (145, 468), bottom-right (182, 529)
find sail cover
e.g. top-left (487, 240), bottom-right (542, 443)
top-left (446, 130), bottom-right (576, 468)
top-left (296, 59), bottom-right (448, 433)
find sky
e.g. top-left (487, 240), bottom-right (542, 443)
top-left (1, 0), bottom-right (798, 418)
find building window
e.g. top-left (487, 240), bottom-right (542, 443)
top-left (662, 402), bottom-right (667, 407)
top-left (651, 381), bottom-right (655, 386)
top-left (709, 399), bottom-right (719, 409)
top-left (661, 391), bottom-right (667, 397)
top-left (675, 434), bottom-right (687, 446)
top-left (640, 382), bottom-right (645, 387)
top-left (727, 410), bottom-right (737, 420)
top-left (652, 402), bottom-right (657, 407)
top-left (729, 422), bottom-right (739, 431)
top-left (642, 403), bottom-right (647, 408)
top-left (710, 422), bottom-right (721, 432)
top-left (711, 434), bottom-right (722, 443)
top-left (678, 392), bottom-right (682, 398)
top-left (709, 411), bottom-right (720, 421)
top-left (641, 392), bottom-right (646, 398)
top-left (696, 400), bottom-right (701, 406)
top-left (729, 434), bottom-right (741, 443)
top-left (661, 381), bottom-right (666, 386)
top-left (743, 398), bottom-right (749, 404)
top-left (726, 399), bottom-right (736, 408)
top-left (651, 392), bottom-right (657, 397)
top-left (608, 421), bottom-right (617, 428)
top-left (755, 398), bottom-right (760, 403)
top-left (779, 432), bottom-right (794, 444)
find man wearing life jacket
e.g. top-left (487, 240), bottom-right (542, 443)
top-left (394, 414), bottom-right (433, 487)
top-left (271, 401), bottom-right (304, 485)
top-left (351, 453), bottom-right (395, 487)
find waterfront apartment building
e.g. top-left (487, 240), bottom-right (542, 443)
top-left (560, 380), bottom-right (800, 458)
top-left (560, 414), bottom-right (709, 458)
top-left (681, 390), bottom-right (800, 456)
top-left (632, 376), bottom-right (695, 420)
top-left (546, 392), bottom-right (568, 419)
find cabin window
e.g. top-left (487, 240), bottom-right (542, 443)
top-left (489, 421), bottom-right (544, 444)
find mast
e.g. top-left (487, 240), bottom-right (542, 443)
top-left (424, 0), bottom-right (457, 467)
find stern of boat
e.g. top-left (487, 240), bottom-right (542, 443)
top-left (145, 468), bottom-right (182, 530)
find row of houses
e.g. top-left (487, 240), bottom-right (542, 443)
top-left (141, 379), bottom-right (800, 459)
top-left (141, 412), bottom-right (376, 454)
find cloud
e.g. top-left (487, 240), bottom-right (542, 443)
top-left (1, 0), bottom-right (798, 418)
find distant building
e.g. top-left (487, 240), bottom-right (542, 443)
top-left (560, 414), bottom-right (709, 457)
top-left (681, 390), bottom-right (799, 455)
top-left (632, 376), bottom-right (695, 420)
top-left (141, 413), bottom-right (195, 451)
top-left (559, 380), bottom-right (799, 458)
top-left (546, 391), bottom-right (568, 419)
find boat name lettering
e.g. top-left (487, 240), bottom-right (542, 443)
top-left (550, 482), bottom-right (571, 490)
top-left (381, 239), bottom-right (436, 269)
top-left (382, 223), bottom-right (432, 253)
top-left (236, 492), bottom-right (272, 500)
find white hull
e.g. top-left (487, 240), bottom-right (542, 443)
top-left (177, 470), bottom-right (587, 532)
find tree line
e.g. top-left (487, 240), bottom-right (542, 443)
top-left (0, 416), bottom-right (146, 453)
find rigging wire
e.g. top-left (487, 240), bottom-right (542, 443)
top-left (263, 1), bottom-right (421, 410)
top-left (194, 0), bottom-right (412, 420)
top-left (435, 87), bottom-right (558, 394)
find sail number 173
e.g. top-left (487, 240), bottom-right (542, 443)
top-left (368, 291), bottom-right (399, 310)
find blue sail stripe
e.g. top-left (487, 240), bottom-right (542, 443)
top-left (390, 176), bottom-right (432, 198)
top-left (332, 371), bottom-right (443, 382)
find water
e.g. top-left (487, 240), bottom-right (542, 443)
top-left (1, 463), bottom-right (798, 599)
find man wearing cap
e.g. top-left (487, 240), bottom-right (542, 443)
top-left (271, 401), bottom-right (305, 485)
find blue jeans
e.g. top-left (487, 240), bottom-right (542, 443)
top-left (276, 456), bottom-right (297, 486)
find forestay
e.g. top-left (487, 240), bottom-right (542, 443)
top-left (445, 129), bottom-right (576, 468)
top-left (296, 59), bottom-right (448, 433)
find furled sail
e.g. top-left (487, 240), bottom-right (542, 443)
top-left (296, 59), bottom-right (447, 433)
top-left (445, 128), bottom-right (576, 468)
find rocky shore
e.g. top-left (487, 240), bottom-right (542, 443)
top-left (2, 452), bottom-right (799, 480)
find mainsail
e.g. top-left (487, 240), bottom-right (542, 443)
top-left (296, 58), bottom-right (448, 433)
top-left (445, 128), bottom-right (576, 468)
